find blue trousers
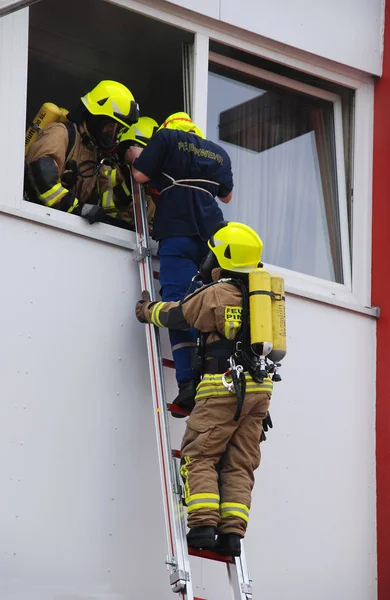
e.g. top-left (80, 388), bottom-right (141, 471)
top-left (158, 237), bottom-right (209, 384)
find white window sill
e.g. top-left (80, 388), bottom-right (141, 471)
top-left (1, 200), bottom-right (138, 250)
top-left (265, 263), bottom-right (379, 318)
top-left (0, 202), bottom-right (379, 318)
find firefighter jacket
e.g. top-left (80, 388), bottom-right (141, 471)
top-left (25, 122), bottom-right (100, 213)
top-left (25, 122), bottom-right (130, 221)
top-left (140, 271), bottom-right (273, 399)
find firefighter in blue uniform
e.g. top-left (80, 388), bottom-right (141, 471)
top-left (132, 112), bottom-right (233, 415)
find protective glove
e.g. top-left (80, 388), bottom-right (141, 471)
top-left (260, 411), bottom-right (273, 442)
top-left (135, 290), bottom-right (152, 323)
top-left (81, 204), bottom-right (107, 224)
top-left (58, 191), bottom-right (80, 214)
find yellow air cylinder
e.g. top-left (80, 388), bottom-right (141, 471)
top-left (268, 274), bottom-right (287, 363)
top-left (249, 268), bottom-right (273, 357)
top-left (25, 102), bottom-right (69, 155)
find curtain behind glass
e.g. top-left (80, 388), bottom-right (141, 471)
top-left (208, 65), bottom-right (344, 283)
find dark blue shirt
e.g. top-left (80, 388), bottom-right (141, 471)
top-left (133, 129), bottom-right (233, 241)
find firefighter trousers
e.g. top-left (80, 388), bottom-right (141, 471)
top-left (180, 391), bottom-right (271, 537)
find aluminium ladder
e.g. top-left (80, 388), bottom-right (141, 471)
top-left (131, 177), bottom-right (253, 600)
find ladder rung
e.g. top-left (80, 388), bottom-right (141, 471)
top-left (162, 358), bottom-right (175, 369)
top-left (188, 546), bottom-right (235, 564)
top-left (194, 597), bottom-right (208, 599)
top-left (172, 449), bottom-right (181, 459)
top-left (167, 403), bottom-right (191, 417)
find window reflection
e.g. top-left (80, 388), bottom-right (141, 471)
top-left (207, 66), bottom-right (344, 283)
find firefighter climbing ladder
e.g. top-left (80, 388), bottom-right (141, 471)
top-left (131, 177), bottom-right (253, 600)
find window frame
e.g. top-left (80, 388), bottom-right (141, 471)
top-left (208, 51), bottom-right (352, 291)
top-left (0, 0), bottom-right (376, 316)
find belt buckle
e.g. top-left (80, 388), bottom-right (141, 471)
top-left (222, 369), bottom-right (234, 393)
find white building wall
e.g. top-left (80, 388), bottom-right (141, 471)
top-left (0, 213), bottom-right (377, 600)
top-left (167, 0), bottom-right (384, 75)
top-left (0, 1), bottom-right (378, 598)
top-left (0, 0), bottom-right (384, 75)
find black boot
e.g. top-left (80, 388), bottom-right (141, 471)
top-left (187, 526), bottom-right (217, 551)
top-left (215, 533), bottom-right (242, 557)
top-left (170, 380), bottom-right (197, 418)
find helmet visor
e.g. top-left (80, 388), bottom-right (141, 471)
top-left (116, 100), bottom-right (139, 126)
top-left (87, 115), bottom-right (120, 151)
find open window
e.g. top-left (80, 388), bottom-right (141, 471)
top-left (24, 0), bottom-right (193, 230)
top-left (207, 50), bottom-right (353, 285)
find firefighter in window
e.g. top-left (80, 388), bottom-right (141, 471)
top-left (100, 116), bottom-right (159, 230)
top-left (24, 80), bottom-right (139, 226)
top-left (135, 221), bottom-right (286, 556)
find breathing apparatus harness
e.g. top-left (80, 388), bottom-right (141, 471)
top-left (160, 172), bottom-right (219, 199)
top-left (179, 273), bottom-right (280, 422)
top-left (62, 117), bottom-right (119, 199)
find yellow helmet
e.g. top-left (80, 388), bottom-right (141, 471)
top-left (118, 116), bottom-right (159, 147)
top-left (208, 222), bottom-right (263, 272)
top-left (159, 111), bottom-right (205, 139)
top-left (81, 80), bottom-right (139, 127)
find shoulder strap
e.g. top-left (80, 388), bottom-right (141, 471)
top-left (64, 122), bottom-right (77, 160)
top-left (179, 276), bottom-right (239, 307)
top-left (179, 279), bottom-right (223, 307)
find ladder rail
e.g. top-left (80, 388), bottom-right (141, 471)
top-left (131, 178), bottom-right (253, 600)
top-left (131, 179), bottom-right (193, 599)
top-left (227, 545), bottom-right (253, 600)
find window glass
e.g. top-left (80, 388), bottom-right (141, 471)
top-left (208, 63), bottom-right (347, 283)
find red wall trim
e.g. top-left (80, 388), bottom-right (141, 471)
top-left (373, 4), bottom-right (390, 599)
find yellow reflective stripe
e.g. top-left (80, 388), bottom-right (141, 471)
top-left (45, 190), bottom-right (68, 207)
top-left (101, 169), bottom-right (118, 212)
top-left (187, 502), bottom-right (220, 513)
top-left (220, 502), bottom-right (249, 523)
top-left (187, 493), bottom-right (220, 501)
top-left (220, 510), bottom-right (249, 523)
top-left (40, 183), bottom-right (68, 206)
top-left (104, 168), bottom-right (117, 187)
top-left (180, 456), bottom-right (191, 502)
top-left (195, 386), bottom-right (273, 399)
top-left (200, 373), bottom-right (273, 387)
top-left (220, 502), bottom-right (249, 512)
top-left (121, 180), bottom-right (131, 197)
top-left (224, 319), bottom-right (240, 340)
top-left (196, 374), bottom-right (273, 399)
top-left (197, 383), bottom-right (274, 391)
top-left (40, 182), bottom-right (61, 200)
top-left (186, 493), bottom-right (220, 513)
top-left (224, 306), bottom-right (242, 339)
top-left (151, 302), bottom-right (165, 327)
top-left (66, 196), bottom-right (79, 214)
top-left (102, 189), bottom-right (115, 210)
